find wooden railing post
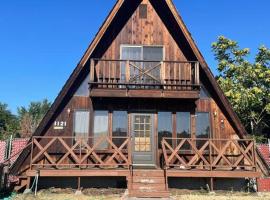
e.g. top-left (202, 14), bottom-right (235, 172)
top-left (160, 61), bottom-right (165, 84)
top-left (126, 60), bottom-right (130, 83)
top-left (90, 59), bottom-right (95, 82)
top-left (195, 62), bottom-right (200, 85)
top-left (30, 137), bottom-right (34, 170)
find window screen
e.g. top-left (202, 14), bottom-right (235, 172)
top-left (158, 112), bottom-right (172, 148)
top-left (94, 111), bottom-right (109, 149)
top-left (74, 111), bottom-right (89, 140)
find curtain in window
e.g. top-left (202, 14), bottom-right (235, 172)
top-left (94, 111), bottom-right (108, 149)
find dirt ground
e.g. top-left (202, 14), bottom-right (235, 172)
top-left (9, 188), bottom-right (270, 200)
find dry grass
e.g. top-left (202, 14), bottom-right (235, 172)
top-left (10, 188), bottom-right (270, 200)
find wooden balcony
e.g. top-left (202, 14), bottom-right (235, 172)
top-left (89, 59), bottom-right (200, 99)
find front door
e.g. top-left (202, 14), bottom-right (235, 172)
top-left (132, 113), bottom-right (155, 166)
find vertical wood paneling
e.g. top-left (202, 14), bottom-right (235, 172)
top-left (101, 0), bottom-right (187, 61)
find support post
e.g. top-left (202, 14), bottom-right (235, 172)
top-left (26, 177), bottom-right (31, 189)
top-left (210, 177), bottom-right (214, 192)
top-left (77, 177), bottom-right (81, 191)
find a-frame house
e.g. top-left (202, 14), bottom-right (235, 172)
top-left (11, 0), bottom-right (269, 197)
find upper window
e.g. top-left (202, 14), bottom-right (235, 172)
top-left (121, 45), bottom-right (163, 61)
top-left (94, 111), bottom-right (109, 149)
top-left (200, 85), bottom-right (211, 99)
top-left (139, 4), bottom-right (147, 19)
top-left (121, 45), bottom-right (163, 85)
top-left (74, 110), bottom-right (89, 140)
top-left (74, 74), bottom-right (90, 97)
top-left (158, 112), bottom-right (172, 148)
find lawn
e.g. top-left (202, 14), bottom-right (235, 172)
top-left (7, 188), bottom-right (270, 200)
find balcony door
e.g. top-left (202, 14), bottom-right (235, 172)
top-left (132, 113), bottom-right (155, 166)
top-left (121, 45), bottom-right (163, 85)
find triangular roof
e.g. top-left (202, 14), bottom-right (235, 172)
top-left (12, 0), bottom-right (269, 175)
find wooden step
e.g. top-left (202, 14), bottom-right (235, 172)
top-left (132, 176), bottom-right (165, 184)
top-left (128, 170), bottom-right (169, 198)
top-left (131, 183), bottom-right (166, 191)
top-left (132, 170), bottom-right (164, 177)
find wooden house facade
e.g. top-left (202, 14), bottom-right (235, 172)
top-left (11, 0), bottom-right (269, 198)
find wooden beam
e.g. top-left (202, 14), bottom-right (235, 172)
top-left (26, 169), bottom-right (130, 177)
top-left (166, 170), bottom-right (261, 178)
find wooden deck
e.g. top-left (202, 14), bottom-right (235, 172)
top-left (22, 136), bottom-right (261, 197)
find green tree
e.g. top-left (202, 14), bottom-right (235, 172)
top-left (0, 102), bottom-right (19, 139)
top-left (212, 36), bottom-right (270, 141)
top-left (18, 99), bottom-right (51, 138)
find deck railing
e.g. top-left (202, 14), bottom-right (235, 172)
top-left (90, 59), bottom-right (200, 90)
top-left (161, 138), bottom-right (257, 172)
top-left (30, 136), bottom-right (131, 170)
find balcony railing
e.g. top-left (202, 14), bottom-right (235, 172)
top-left (161, 138), bottom-right (257, 172)
top-left (89, 59), bottom-right (200, 90)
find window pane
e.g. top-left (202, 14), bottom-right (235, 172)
top-left (158, 112), bottom-right (172, 148)
top-left (74, 111), bottom-right (89, 139)
top-left (200, 85), bottom-right (211, 99)
top-left (176, 112), bottom-right (190, 138)
top-left (176, 112), bottom-right (190, 149)
top-left (112, 111), bottom-right (128, 147)
top-left (143, 46), bottom-right (163, 61)
top-left (196, 112), bottom-right (210, 149)
top-left (94, 111), bottom-right (108, 149)
top-left (196, 112), bottom-right (210, 138)
top-left (74, 74), bottom-right (90, 97)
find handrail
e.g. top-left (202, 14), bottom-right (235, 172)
top-left (92, 58), bottom-right (199, 63)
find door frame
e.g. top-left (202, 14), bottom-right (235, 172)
top-left (130, 113), bottom-right (156, 167)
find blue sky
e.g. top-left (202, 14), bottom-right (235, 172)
top-left (0, 0), bottom-right (270, 114)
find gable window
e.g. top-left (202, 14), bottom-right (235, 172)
top-left (200, 85), bottom-right (211, 99)
top-left (158, 112), bottom-right (172, 148)
top-left (74, 110), bottom-right (89, 141)
top-left (74, 74), bottom-right (90, 97)
top-left (139, 4), bottom-right (147, 19)
top-left (94, 111), bottom-right (109, 149)
top-left (112, 111), bottom-right (128, 147)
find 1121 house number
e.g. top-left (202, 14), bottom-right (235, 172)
top-left (54, 121), bottom-right (67, 130)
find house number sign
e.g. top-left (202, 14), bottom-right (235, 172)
top-left (54, 121), bottom-right (67, 130)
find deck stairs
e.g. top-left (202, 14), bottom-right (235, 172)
top-left (128, 169), bottom-right (169, 198)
